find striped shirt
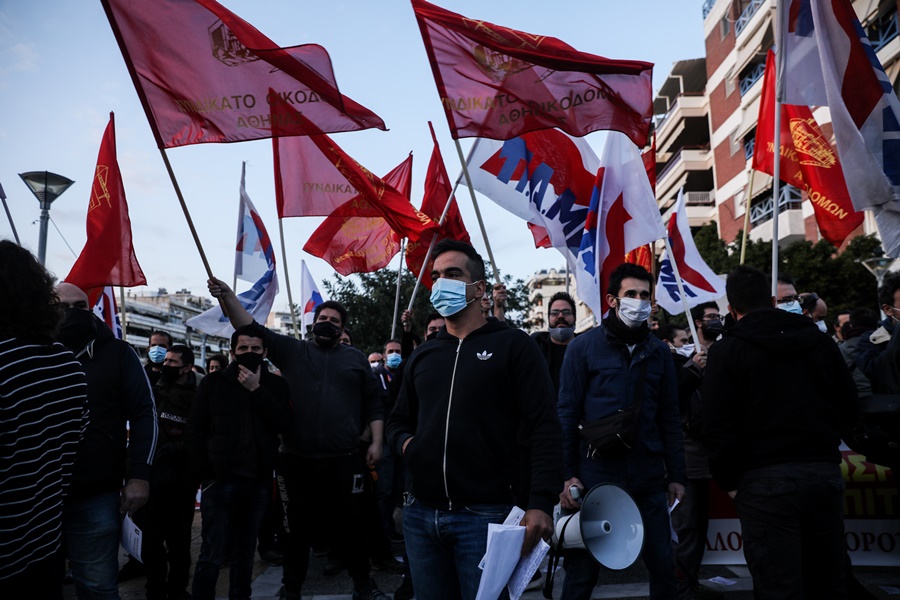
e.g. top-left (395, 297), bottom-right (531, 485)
top-left (0, 338), bottom-right (88, 580)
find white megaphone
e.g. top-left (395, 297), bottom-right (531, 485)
top-left (552, 483), bottom-right (644, 570)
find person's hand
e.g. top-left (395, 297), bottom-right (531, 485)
top-left (691, 347), bottom-right (707, 369)
top-left (237, 365), bottom-right (261, 392)
top-left (560, 476), bottom-right (583, 510)
top-left (493, 283), bottom-right (508, 306)
top-left (520, 509), bottom-right (553, 556)
top-left (207, 277), bottom-right (234, 300)
top-left (121, 478), bottom-right (150, 515)
top-left (401, 309), bottom-right (414, 333)
top-left (366, 441), bottom-right (383, 467)
top-left (727, 490), bottom-right (737, 500)
top-left (401, 436), bottom-right (414, 456)
top-left (667, 481), bottom-right (686, 506)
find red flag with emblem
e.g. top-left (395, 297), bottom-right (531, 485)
top-left (66, 113), bottom-right (147, 292)
top-left (411, 0), bottom-right (653, 145)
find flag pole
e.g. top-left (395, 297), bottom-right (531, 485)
top-left (454, 139), bottom-right (503, 283)
top-left (771, 0), bottom-right (784, 296)
top-left (299, 259), bottom-right (307, 338)
top-left (740, 169), bottom-right (756, 265)
top-left (119, 286), bottom-right (127, 340)
top-left (391, 240), bottom-right (407, 339)
top-left (0, 184), bottom-right (20, 245)
top-left (662, 236), bottom-right (700, 344)
top-left (278, 218), bottom-right (300, 340)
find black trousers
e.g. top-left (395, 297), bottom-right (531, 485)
top-left (137, 482), bottom-right (197, 597)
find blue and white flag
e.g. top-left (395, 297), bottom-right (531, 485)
top-left (188, 164), bottom-right (279, 337)
top-left (299, 260), bottom-right (324, 330)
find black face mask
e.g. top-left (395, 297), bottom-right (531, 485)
top-left (57, 308), bottom-right (95, 351)
top-left (235, 351), bottom-right (264, 372)
top-left (700, 321), bottom-right (726, 339)
top-left (312, 321), bottom-right (342, 347)
top-left (159, 365), bottom-right (183, 384)
top-left (426, 331), bottom-right (439, 342)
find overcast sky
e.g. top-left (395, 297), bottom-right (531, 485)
top-left (0, 0), bottom-right (705, 313)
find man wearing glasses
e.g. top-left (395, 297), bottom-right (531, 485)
top-left (531, 292), bottom-right (578, 395)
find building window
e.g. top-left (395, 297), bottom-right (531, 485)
top-left (720, 15), bottom-right (731, 39)
top-left (866, 8), bottom-right (899, 53)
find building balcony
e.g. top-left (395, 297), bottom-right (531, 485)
top-left (656, 146), bottom-right (713, 200)
top-left (702, 0), bottom-right (718, 19)
top-left (735, 0), bottom-right (767, 37)
top-left (740, 62), bottom-right (766, 96)
top-left (655, 94), bottom-right (709, 153)
top-left (867, 8), bottom-right (899, 53)
top-left (748, 185), bottom-right (806, 246)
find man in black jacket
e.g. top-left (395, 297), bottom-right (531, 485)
top-left (387, 240), bottom-right (562, 600)
top-left (530, 291), bottom-right (578, 395)
top-left (700, 266), bottom-right (857, 599)
top-left (187, 326), bottom-right (293, 600)
top-left (56, 282), bottom-right (157, 600)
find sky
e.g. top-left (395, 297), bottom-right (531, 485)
top-left (0, 0), bottom-right (706, 314)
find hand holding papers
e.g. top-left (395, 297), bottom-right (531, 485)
top-left (475, 507), bottom-right (550, 600)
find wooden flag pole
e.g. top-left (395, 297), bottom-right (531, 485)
top-left (278, 218), bottom-right (300, 340)
top-left (158, 148), bottom-right (214, 280)
top-left (119, 286), bottom-right (127, 339)
top-left (662, 236), bottom-right (700, 344)
top-left (740, 169), bottom-right (756, 265)
top-left (391, 240), bottom-right (407, 339)
top-left (0, 184), bottom-right (20, 245)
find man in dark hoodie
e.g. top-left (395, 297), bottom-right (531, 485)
top-left (55, 282), bottom-right (157, 600)
top-left (387, 240), bottom-right (562, 600)
top-left (700, 266), bottom-right (857, 599)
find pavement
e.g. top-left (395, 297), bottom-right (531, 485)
top-left (62, 511), bottom-right (900, 600)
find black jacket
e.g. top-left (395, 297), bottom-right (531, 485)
top-left (856, 317), bottom-right (900, 394)
top-left (387, 320), bottom-right (563, 515)
top-left (69, 315), bottom-right (157, 497)
top-left (700, 308), bottom-right (858, 491)
top-left (151, 371), bottom-right (202, 487)
top-left (186, 363), bottom-right (293, 482)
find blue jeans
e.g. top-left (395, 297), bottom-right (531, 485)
top-left (403, 495), bottom-right (512, 600)
top-left (191, 478), bottom-right (268, 600)
top-left (63, 492), bottom-right (122, 600)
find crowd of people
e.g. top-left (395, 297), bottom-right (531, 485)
top-left (1, 236), bottom-right (897, 600)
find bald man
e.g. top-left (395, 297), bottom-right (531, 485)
top-left (56, 282), bottom-right (158, 600)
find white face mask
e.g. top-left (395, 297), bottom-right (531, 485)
top-left (816, 320), bottom-right (828, 334)
top-left (675, 343), bottom-right (695, 358)
top-left (617, 297), bottom-right (652, 328)
top-left (370, 362), bottom-right (380, 369)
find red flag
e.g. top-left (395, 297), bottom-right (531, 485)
top-left (624, 245), bottom-right (653, 272)
top-left (752, 50), bottom-right (863, 247)
top-left (270, 91), bottom-right (436, 241)
top-left (303, 155), bottom-right (413, 275)
top-left (101, 0), bottom-right (385, 148)
top-left (405, 122), bottom-right (471, 286)
top-left (411, 0), bottom-right (653, 145)
top-left (642, 133), bottom-right (657, 193)
top-left (66, 113), bottom-right (147, 291)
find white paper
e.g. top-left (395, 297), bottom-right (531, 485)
top-left (474, 524), bottom-right (525, 600)
top-left (120, 514), bottom-right (143, 562)
top-left (707, 576), bottom-right (736, 586)
top-left (479, 506), bottom-right (526, 570)
top-left (668, 498), bottom-right (680, 543)
top-left (507, 539), bottom-right (550, 600)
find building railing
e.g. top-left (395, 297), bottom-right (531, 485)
top-left (744, 135), bottom-right (756, 161)
top-left (749, 185), bottom-right (802, 226)
top-left (702, 0), bottom-right (718, 19)
top-left (735, 0), bottom-right (766, 36)
top-left (740, 62), bottom-right (766, 96)
top-left (656, 145), bottom-right (711, 182)
top-left (684, 191), bottom-right (715, 206)
top-left (866, 8), bottom-right (899, 53)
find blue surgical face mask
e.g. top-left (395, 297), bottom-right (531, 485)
top-left (148, 345), bottom-right (167, 364)
top-left (777, 301), bottom-right (802, 315)
top-left (430, 278), bottom-right (479, 317)
top-left (385, 353), bottom-right (402, 369)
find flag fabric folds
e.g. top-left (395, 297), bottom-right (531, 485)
top-left (411, 0), bottom-right (653, 146)
top-left (92, 287), bottom-right (123, 339)
top-left (753, 50), bottom-right (862, 248)
top-left (778, 0), bottom-right (900, 256)
top-left (655, 189), bottom-right (726, 315)
top-left (187, 169), bottom-right (278, 336)
top-left (303, 155), bottom-right (413, 275)
top-left (235, 163), bottom-right (277, 283)
top-left (575, 132), bottom-right (666, 319)
top-left (405, 123), bottom-right (471, 286)
top-left (101, 0), bottom-right (385, 148)
top-left (66, 112), bottom-right (147, 292)
top-left (299, 260), bottom-right (324, 330)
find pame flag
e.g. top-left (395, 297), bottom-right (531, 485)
top-left (188, 166), bottom-right (278, 337)
top-left (655, 189), bottom-right (726, 315)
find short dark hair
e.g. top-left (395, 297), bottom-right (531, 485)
top-left (690, 301), bottom-right (719, 324)
top-left (383, 338), bottom-right (402, 352)
top-left (547, 291), bottom-right (576, 316)
top-left (0, 240), bottom-right (62, 343)
top-left (167, 344), bottom-right (194, 366)
top-left (341, 327), bottom-right (353, 345)
top-left (231, 325), bottom-right (267, 350)
top-left (606, 263), bottom-right (653, 297)
top-left (314, 300), bottom-right (348, 328)
top-left (726, 266), bottom-right (772, 314)
top-left (849, 307), bottom-right (878, 330)
top-left (432, 239), bottom-right (486, 283)
top-left (657, 323), bottom-right (687, 344)
top-left (833, 309), bottom-right (851, 328)
top-left (149, 330), bottom-right (174, 347)
top-left (777, 271), bottom-right (796, 286)
top-left (207, 354), bottom-right (228, 369)
top-left (878, 272), bottom-right (900, 309)
top-left (424, 311), bottom-right (444, 329)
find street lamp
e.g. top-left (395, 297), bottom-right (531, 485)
top-left (858, 246), bottom-right (897, 318)
top-left (19, 171), bottom-right (74, 265)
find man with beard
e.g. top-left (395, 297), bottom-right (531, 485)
top-left (206, 279), bottom-right (388, 600)
top-left (531, 291), bottom-right (578, 395)
top-left (55, 282), bottom-right (157, 600)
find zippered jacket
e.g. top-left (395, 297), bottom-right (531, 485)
top-left (387, 320), bottom-right (563, 515)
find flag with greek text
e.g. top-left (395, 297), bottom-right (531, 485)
top-left (303, 154), bottom-right (412, 275)
top-left (778, 0), bottom-right (900, 256)
top-left (66, 112), bottom-right (147, 292)
top-left (655, 189), bottom-right (726, 315)
top-left (101, 0), bottom-right (385, 148)
top-left (411, 0), bottom-right (653, 145)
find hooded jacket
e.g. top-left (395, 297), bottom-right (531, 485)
top-left (700, 308), bottom-right (857, 491)
top-left (387, 319), bottom-right (562, 515)
top-left (856, 317), bottom-right (900, 394)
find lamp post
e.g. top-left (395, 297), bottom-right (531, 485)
top-left (858, 247), bottom-right (897, 318)
top-left (19, 171), bottom-right (74, 265)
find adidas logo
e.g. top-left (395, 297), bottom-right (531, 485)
top-left (476, 350), bottom-right (493, 361)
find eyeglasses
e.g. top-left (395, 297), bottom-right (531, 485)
top-left (701, 314), bottom-right (723, 322)
top-left (549, 309), bottom-right (573, 317)
top-left (777, 295), bottom-right (800, 304)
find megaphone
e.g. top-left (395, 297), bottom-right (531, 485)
top-left (552, 483), bottom-right (644, 570)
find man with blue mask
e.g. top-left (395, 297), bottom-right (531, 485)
top-left (775, 272), bottom-right (803, 315)
top-left (557, 263), bottom-right (685, 600)
top-left (144, 330), bottom-right (173, 387)
top-left (387, 239), bottom-right (562, 600)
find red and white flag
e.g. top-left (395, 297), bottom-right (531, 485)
top-left (655, 189), bottom-right (726, 315)
top-left (92, 287), bottom-right (123, 339)
top-left (101, 0), bottom-right (385, 148)
top-left (411, 0), bottom-right (653, 145)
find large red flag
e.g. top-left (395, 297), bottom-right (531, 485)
top-left (411, 0), bottom-right (653, 145)
top-left (101, 0), bottom-right (385, 148)
top-left (270, 92), bottom-right (436, 242)
top-left (405, 123), bottom-right (471, 287)
top-left (303, 155), bottom-right (413, 276)
top-left (752, 50), bottom-right (863, 247)
top-left (66, 113), bottom-right (147, 292)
